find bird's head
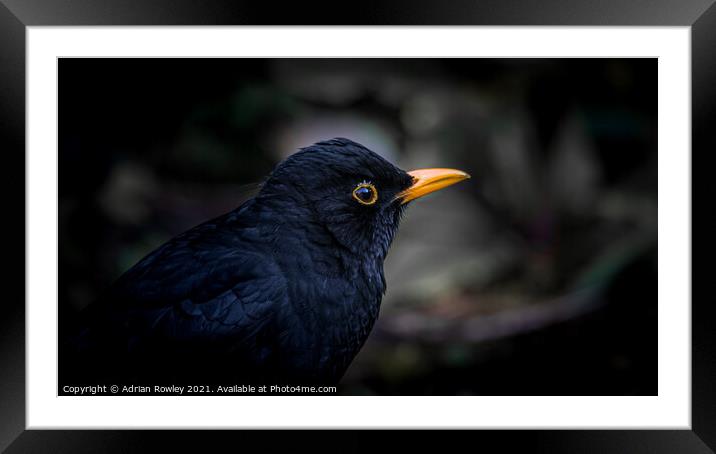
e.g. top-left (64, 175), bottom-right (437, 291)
top-left (256, 138), bottom-right (469, 262)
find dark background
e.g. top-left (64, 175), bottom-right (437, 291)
top-left (59, 58), bottom-right (657, 395)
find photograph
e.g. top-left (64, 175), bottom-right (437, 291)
top-left (1, 0), bottom-right (708, 446)
top-left (57, 57), bottom-right (657, 396)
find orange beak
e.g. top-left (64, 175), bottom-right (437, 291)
top-left (398, 168), bottom-right (470, 204)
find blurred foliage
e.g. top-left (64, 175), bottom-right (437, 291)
top-left (59, 58), bottom-right (656, 395)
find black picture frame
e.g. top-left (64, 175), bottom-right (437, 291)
top-left (1, 1), bottom-right (710, 452)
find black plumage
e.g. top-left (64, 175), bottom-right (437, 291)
top-left (63, 138), bottom-right (468, 386)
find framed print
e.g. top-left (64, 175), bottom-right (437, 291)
top-left (1, 0), bottom-right (711, 451)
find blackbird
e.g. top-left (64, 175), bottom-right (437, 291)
top-left (63, 138), bottom-right (469, 386)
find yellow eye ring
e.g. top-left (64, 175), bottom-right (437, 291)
top-left (352, 182), bottom-right (378, 205)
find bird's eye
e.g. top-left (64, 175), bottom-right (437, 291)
top-left (352, 182), bottom-right (378, 205)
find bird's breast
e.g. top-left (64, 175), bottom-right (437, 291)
top-left (271, 258), bottom-right (383, 381)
